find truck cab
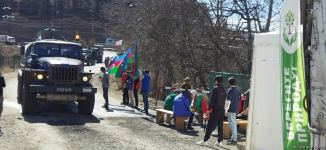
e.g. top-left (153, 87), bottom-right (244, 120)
top-left (17, 39), bottom-right (97, 115)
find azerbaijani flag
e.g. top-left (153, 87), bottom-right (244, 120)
top-left (116, 48), bottom-right (132, 78)
top-left (108, 48), bottom-right (131, 77)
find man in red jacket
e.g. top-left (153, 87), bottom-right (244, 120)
top-left (197, 75), bottom-right (226, 147)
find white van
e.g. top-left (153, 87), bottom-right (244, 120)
top-left (0, 35), bottom-right (16, 45)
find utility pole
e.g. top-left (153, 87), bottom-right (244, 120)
top-left (301, 0), bottom-right (313, 123)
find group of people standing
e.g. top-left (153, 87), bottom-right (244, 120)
top-left (197, 76), bottom-right (240, 146)
top-left (100, 67), bottom-right (151, 114)
top-left (163, 75), bottom-right (242, 147)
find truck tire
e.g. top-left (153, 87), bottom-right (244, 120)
top-left (78, 94), bottom-right (95, 115)
top-left (21, 85), bottom-right (38, 114)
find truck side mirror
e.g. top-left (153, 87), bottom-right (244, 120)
top-left (20, 45), bottom-right (25, 55)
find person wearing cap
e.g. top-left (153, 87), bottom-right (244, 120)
top-left (225, 77), bottom-right (240, 144)
top-left (140, 70), bottom-right (150, 114)
top-left (100, 67), bottom-right (110, 109)
top-left (197, 75), bottom-right (226, 147)
top-left (181, 76), bottom-right (192, 99)
top-left (0, 72), bottom-right (5, 118)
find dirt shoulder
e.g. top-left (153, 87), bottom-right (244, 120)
top-left (0, 43), bottom-right (20, 57)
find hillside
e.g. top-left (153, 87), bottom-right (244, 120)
top-left (0, 16), bottom-right (107, 42)
top-left (0, 43), bottom-right (19, 57)
top-left (0, 0), bottom-right (111, 43)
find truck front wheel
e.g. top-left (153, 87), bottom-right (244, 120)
top-left (21, 85), bottom-right (38, 114)
top-left (78, 94), bottom-right (95, 115)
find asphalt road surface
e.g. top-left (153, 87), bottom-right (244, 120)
top-left (0, 50), bottom-right (245, 150)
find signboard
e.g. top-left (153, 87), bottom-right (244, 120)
top-left (280, 0), bottom-right (311, 149)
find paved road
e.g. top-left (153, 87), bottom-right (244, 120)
top-left (0, 50), bottom-right (244, 150)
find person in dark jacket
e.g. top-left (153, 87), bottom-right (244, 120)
top-left (197, 75), bottom-right (226, 147)
top-left (133, 76), bottom-right (140, 108)
top-left (0, 72), bottom-right (6, 118)
top-left (225, 77), bottom-right (240, 144)
top-left (121, 72), bottom-right (129, 105)
top-left (140, 70), bottom-right (150, 114)
top-left (126, 71), bottom-right (134, 106)
top-left (181, 76), bottom-right (192, 99)
top-left (100, 67), bottom-right (109, 109)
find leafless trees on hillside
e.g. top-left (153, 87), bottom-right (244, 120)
top-left (103, 0), bottom-right (279, 90)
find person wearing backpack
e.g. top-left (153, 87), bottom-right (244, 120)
top-left (0, 72), bottom-right (6, 118)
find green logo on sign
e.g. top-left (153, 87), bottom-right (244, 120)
top-left (283, 11), bottom-right (297, 46)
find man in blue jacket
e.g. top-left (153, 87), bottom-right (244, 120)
top-left (172, 91), bottom-right (191, 117)
top-left (140, 70), bottom-right (150, 114)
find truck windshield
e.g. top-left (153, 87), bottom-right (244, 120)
top-left (32, 43), bottom-right (82, 59)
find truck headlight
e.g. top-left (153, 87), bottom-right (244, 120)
top-left (82, 76), bottom-right (89, 82)
top-left (37, 74), bottom-right (44, 80)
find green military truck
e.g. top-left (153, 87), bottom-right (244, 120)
top-left (17, 39), bottom-right (97, 115)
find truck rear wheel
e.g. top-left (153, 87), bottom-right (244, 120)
top-left (21, 85), bottom-right (38, 114)
top-left (78, 94), bottom-right (95, 115)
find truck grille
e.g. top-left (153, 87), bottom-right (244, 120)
top-left (51, 67), bottom-right (78, 81)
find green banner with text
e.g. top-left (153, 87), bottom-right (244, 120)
top-left (280, 1), bottom-right (311, 149)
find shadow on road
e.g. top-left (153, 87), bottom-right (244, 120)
top-left (158, 124), bottom-right (199, 136)
top-left (21, 102), bottom-right (100, 126)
